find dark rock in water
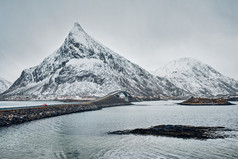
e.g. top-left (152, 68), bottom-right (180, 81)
top-left (108, 125), bottom-right (232, 140)
top-left (179, 97), bottom-right (234, 105)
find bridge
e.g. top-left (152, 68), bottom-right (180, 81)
top-left (96, 90), bottom-right (132, 102)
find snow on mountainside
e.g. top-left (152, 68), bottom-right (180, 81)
top-left (0, 77), bottom-right (12, 94)
top-left (152, 58), bottom-right (238, 97)
top-left (2, 23), bottom-right (187, 99)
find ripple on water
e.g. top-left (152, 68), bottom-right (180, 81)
top-left (0, 101), bottom-right (238, 159)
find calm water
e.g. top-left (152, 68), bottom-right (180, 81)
top-left (0, 100), bottom-right (238, 159)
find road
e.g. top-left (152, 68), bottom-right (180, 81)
top-left (0, 90), bottom-right (130, 111)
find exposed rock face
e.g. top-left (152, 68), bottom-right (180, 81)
top-left (152, 58), bottom-right (238, 97)
top-left (0, 77), bottom-right (11, 94)
top-left (1, 23), bottom-right (187, 99)
top-left (108, 125), bottom-right (232, 140)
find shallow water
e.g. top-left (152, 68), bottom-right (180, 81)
top-left (0, 100), bottom-right (238, 159)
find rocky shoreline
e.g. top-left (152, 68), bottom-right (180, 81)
top-left (108, 125), bottom-right (232, 140)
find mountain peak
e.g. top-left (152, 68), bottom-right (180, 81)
top-left (176, 57), bottom-right (204, 65)
top-left (170, 57), bottom-right (203, 66)
top-left (66, 22), bottom-right (95, 51)
top-left (155, 57), bottom-right (215, 75)
top-left (70, 22), bottom-right (85, 34)
top-left (153, 58), bottom-right (238, 97)
top-left (1, 23), bottom-right (188, 99)
top-left (65, 22), bottom-right (113, 58)
top-left (177, 57), bottom-right (199, 62)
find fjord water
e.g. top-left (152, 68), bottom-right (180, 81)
top-left (0, 101), bottom-right (237, 159)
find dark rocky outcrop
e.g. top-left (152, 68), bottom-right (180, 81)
top-left (179, 97), bottom-right (234, 105)
top-left (108, 125), bottom-right (232, 140)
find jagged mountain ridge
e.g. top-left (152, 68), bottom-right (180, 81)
top-left (2, 23), bottom-right (187, 99)
top-left (152, 58), bottom-right (238, 97)
top-left (0, 77), bottom-right (12, 94)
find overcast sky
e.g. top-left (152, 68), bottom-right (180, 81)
top-left (0, 0), bottom-right (238, 82)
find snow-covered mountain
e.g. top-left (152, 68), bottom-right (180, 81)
top-left (152, 58), bottom-right (238, 97)
top-left (1, 23), bottom-right (187, 99)
top-left (0, 77), bottom-right (12, 94)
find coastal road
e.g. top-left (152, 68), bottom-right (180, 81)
top-left (0, 90), bottom-right (131, 111)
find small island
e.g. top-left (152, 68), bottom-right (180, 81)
top-left (178, 97), bottom-right (234, 105)
top-left (108, 125), bottom-right (232, 140)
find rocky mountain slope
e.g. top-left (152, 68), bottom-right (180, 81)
top-left (0, 77), bottom-right (12, 94)
top-left (1, 23), bottom-right (187, 99)
top-left (152, 58), bottom-right (238, 97)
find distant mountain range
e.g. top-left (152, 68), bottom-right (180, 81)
top-left (1, 23), bottom-right (237, 100)
top-left (0, 77), bottom-right (11, 94)
top-left (1, 23), bottom-right (186, 100)
top-left (152, 58), bottom-right (238, 97)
